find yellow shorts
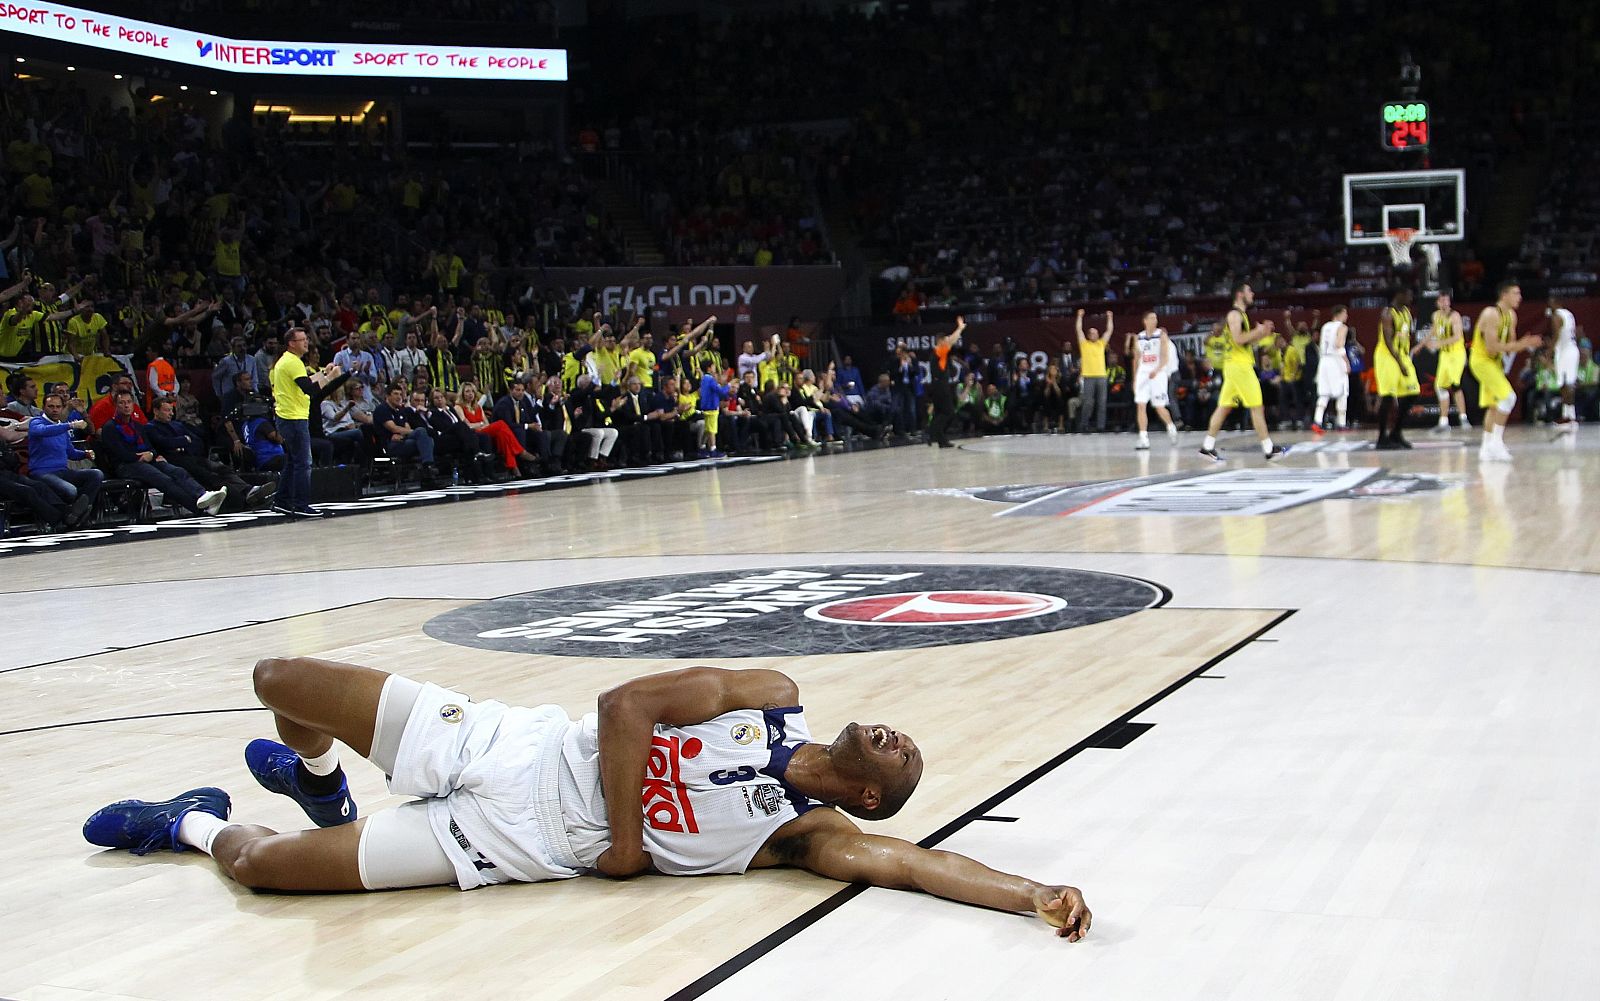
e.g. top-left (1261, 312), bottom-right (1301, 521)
top-left (1435, 347), bottom-right (1466, 390)
top-left (700, 409), bottom-right (720, 435)
top-left (1374, 350), bottom-right (1420, 397)
top-left (1218, 364), bottom-right (1262, 409)
top-left (1470, 354), bottom-right (1513, 409)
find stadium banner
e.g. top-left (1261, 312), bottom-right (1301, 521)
top-left (0, 353), bottom-right (131, 404)
top-left (0, 1), bottom-right (567, 80)
top-left (527, 266), bottom-right (847, 334)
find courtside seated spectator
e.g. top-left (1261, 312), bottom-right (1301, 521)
top-left (98, 390), bottom-right (226, 516)
top-left (26, 392), bottom-right (99, 525)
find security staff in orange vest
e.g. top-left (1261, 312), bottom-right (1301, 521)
top-left (146, 353), bottom-right (177, 414)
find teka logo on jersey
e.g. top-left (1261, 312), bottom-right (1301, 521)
top-left (197, 38), bottom-right (339, 67)
top-left (806, 591), bottom-right (1067, 626)
top-left (644, 734), bottom-right (701, 834)
top-left (424, 564), bottom-right (1164, 658)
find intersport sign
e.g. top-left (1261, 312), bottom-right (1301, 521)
top-left (0, 1), bottom-right (567, 80)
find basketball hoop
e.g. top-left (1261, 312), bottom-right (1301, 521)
top-left (1385, 227), bottom-right (1418, 268)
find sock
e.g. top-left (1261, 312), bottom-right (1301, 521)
top-left (176, 812), bottom-right (235, 856)
top-left (1202, 434), bottom-right (1216, 450)
top-left (1437, 394), bottom-right (1449, 425)
top-left (1564, 404), bottom-right (1576, 420)
top-left (1491, 424), bottom-right (1505, 443)
top-left (1336, 398), bottom-right (1348, 427)
top-left (296, 746), bottom-right (344, 796)
top-left (300, 746), bottom-right (340, 776)
top-left (1314, 398), bottom-right (1328, 425)
top-left (1260, 436), bottom-right (1275, 455)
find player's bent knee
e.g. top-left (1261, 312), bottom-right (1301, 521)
top-left (252, 657), bottom-right (292, 705)
top-left (1497, 391), bottom-right (1516, 415)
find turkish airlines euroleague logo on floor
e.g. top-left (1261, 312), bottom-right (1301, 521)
top-left (424, 564), bottom-right (1163, 658)
top-left (806, 591), bottom-right (1067, 625)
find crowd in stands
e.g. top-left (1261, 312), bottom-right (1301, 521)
top-left (580, 0), bottom-right (1587, 298)
top-left (0, 291), bottom-right (903, 533)
top-left (99, 0), bottom-right (556, 27)
top-left (878, 130), bottom-right (1394, 308)
top-left (2, 0), bottom-right (1594, 534)
top-left (1516, 116), bottom-right (1600, 285)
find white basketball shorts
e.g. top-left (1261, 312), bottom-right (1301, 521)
top-left (1556, 344), bottom-right (1579, 387)
top-left (1133, 368), bottom-right (1168, 406)
top-left (1316, 363), bottom-right (1350, 399)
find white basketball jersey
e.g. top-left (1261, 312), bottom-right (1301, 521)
top-left (560, 706), bottom-right (818, 877)
top-left (1554, 308), bottom-right (1577, 350)
top-left (1136, 329), bottom-right (1164, 372)
top-left (1320, 321), bottom-right (1344, 357)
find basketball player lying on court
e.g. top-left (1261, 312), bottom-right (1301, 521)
top-left (84, 660), bottom-right (1092, 940)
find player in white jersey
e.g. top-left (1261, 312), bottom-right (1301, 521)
top-left (1549, 297), bottom-right (1580, 431)
top-left (1311, 306), bottom-right (1351, 434)
top-left (1124, 310), bottom-right (1179, 449)
top-left (82, 657), bottom-right (1092, 940)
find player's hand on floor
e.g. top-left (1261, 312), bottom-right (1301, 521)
top-left (1032, 885), bottom-right (1091, 941)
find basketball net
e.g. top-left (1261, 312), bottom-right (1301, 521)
top-left (1385, 228), bottom-right (1442, 286)
top-left (1384, 228), bottom-right (1418, 268)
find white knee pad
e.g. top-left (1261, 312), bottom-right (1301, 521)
top-left (1497, 391), bottom-right (1516, 415)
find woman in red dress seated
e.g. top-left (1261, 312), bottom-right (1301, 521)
top-left (455, 381), bottom-right (533, 473)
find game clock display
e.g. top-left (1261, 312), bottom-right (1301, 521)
top-left (1382, 102), bottom-right (1430, 151)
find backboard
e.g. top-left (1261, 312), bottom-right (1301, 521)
top-left (1342, 168), bottom-right (1465, 246)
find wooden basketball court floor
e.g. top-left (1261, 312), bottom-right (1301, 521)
top-left (2, 425), bottom-right (1596, 1001)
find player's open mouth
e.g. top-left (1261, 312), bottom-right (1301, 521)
top-left (871, 725), bottom-right (890, 750)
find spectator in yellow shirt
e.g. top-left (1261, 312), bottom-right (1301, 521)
top-left (1076, 309), bottom-right (1111, 432)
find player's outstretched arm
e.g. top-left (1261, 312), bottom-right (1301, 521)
top-left (765, 810), bottom-right (1091, 940)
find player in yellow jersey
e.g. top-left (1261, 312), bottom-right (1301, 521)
top-left (1199, 283), bottom-right (1284, 461)
top-left (1470, 280), bottom-right (1542, 462)
top-left (1373, 288), bottom-right (1421, 450)
top-left (1426, 291), bottom-right (1469, 432)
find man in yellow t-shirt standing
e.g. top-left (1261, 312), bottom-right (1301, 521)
top-left (1076, 309), bottom-right (1111, 432)
top-left (271, 327), bottom-right (341, 519)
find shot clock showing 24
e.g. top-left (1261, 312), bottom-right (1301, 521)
top-left (1382, 101), bottom-right (1430, 152)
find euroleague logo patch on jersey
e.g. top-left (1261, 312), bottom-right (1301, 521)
top-left (806, 591), bottom-right (1067, 626)
top-left (424, 563), bottom-right (1165, 658)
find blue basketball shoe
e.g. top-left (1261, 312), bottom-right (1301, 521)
top-left (83, 787), bottom-right (232, 855)
top-left (244, 739), bottom-right (358, 827)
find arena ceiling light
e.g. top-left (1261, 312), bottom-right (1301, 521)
top-left (0, 1), bottom-right (567, 81)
